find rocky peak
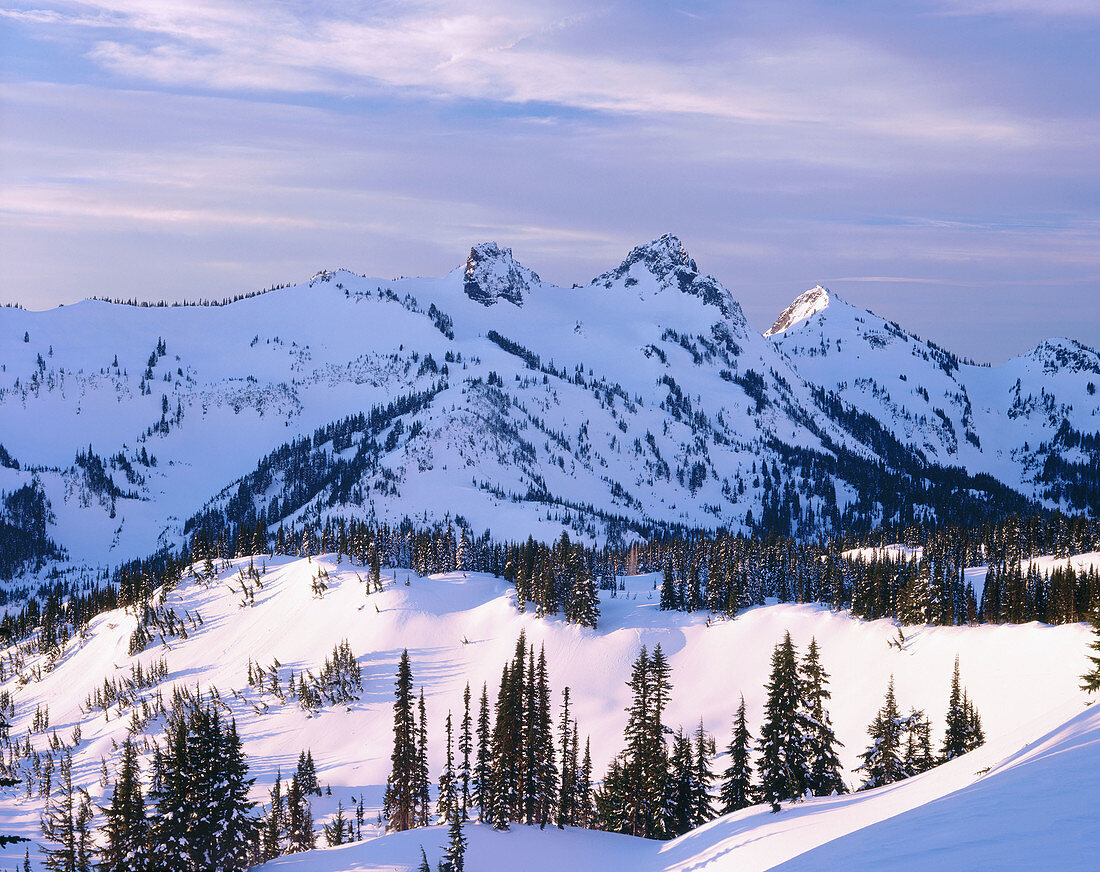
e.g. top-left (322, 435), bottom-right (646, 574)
top-left (463, 243), bottom-right (539, 307)
top-left (590, 234), bottom-right (742, 320)
top-left (765, 286), bottom-right (833, 337)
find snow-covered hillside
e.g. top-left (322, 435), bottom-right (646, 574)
top-left (768, 285), bottom-right (1100, 505)
top-left (252, 699), bottom-right (1099, 872)
top-left (2, 236), bottom-right (1091, 577)
top-left (0, 554), bottom-right (1093, 869)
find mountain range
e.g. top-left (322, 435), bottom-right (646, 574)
top-left (1, 234), bottom-right (1097, 574)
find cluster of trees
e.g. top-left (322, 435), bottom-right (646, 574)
top-left (6, 508), bottom-right (1099, 691)
top-left (41, 699), bottom-right (255, 872)
top-left (384, 638), bottom-right (595, 868)
top-left (382, 634), bottom-right (987, 853)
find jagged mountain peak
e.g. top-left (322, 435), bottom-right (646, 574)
top-left (590, 234), bottom-right (742, 321)
top-left (463, 242), bottom-right (540, 307)
top-left (765, 285), bottom-right (839, 337)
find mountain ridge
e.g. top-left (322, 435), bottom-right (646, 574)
top-left (0, 237), bottom-right (1096, 577)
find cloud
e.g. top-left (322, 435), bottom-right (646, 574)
top-left (2, 0), bottom-right (1063, 149)
top-left (933, 0), bottom-right (1100, 19)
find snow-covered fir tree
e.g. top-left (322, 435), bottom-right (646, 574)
top-left (720, 695), bottom-right (755, 814)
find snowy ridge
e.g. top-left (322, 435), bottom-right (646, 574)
top-left (0, 237), bottom-right (1096, 576)
top-left (767, 287), bottom-right (1100, 502)
top-left (0, 554), bottom-right (1093, 869)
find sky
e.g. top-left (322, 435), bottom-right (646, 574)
top-left (1, 0), bottom-right (1098, 363)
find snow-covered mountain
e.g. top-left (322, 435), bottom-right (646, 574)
top-left (0, 237), bottom-right (1095, 576)
top-left (0, 554), bottom-right (1093, 870)
top-left (767, 285), bottom-right (1100, 506)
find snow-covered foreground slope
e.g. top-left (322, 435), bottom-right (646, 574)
top-left (253, 699), bottom-right (1098, 872)
top-left (0, 555), bottom-right (1093, 868)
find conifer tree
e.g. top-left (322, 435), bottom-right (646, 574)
top-left (665, 729), bottom-right (695, 837)
top-left (212, 718), bottom-right (256, 869)
top-left (438, 711), bottom-right (457, 824)
top-left (1081, 607), bottom-right (1100, 693)
top-left (659, 566), bottom-right (677, 611)
top-left (148, 716), bottom-right (192, 869)
top-left (323, 801), bottom-right (351, 846)
top-left (441, 815), bottom-right (466, 872)
top-left (41, 749), bottom-right (93, 872)
top-left (575, 736), bottom-right (594, 828)
top-left (941, 656), bottom-right (970, 762)
top-left (98, 739), bottom-right (150, 872)
top-left (383, 650), bottom-right (418, 832)
top-left (757, 633), bottom-right (811, 811)
top-left (296, 750), bottom-right (321, 796)
top-left (900, 709), bottom-right (935, 776)
top-left (614, 644), bottom-right (673, 838)
top-left (416, 690), bottom-right (431, 827)
top-left (692, 720), bottom-right (715, 827)
top-left (800, 638), bottom-right (846, 797)
top-left (286, 775), bottom-right (315, 853)
top-left (458, 683), bottom-right (473, 821)
top-left (856, 677), bottom-right (907, 790)
top-left (531, 646), bottom-right (558, 828)
top-left (720, 695), bottom-right (754, 814)
top-left (261, 770), bottom-right (286, 861)
top-left (557, 687), bottom-right (576, 827)
top-left (473, 683), bottom-right (493, 823)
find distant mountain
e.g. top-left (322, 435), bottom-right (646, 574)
top-left (767, 285), bottom-right (1100, 510)
top-left (0, 237), bottom-right (1095, 573)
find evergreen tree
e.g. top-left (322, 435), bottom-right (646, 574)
top-left (1080, 607), bottom-right (1100, 693)
top-left (691, 720), bottom-right (715, 828)
top-left (98, 739), bottom-right (150, 872)
top-left (665, 729), bottom-right (695, 837)
top-left (261, 771), bottom-right (287, 861)
top-left (286, 775), bottom-right (315, 853)
top-left (458, 683), bottom-right (473, 821)
top-left (575, 736), bottom-right (594, 828)
top-left (557, 687), bottom-right (575, 828)
top-left (473, 683), bottom-right (493, 823)
top-left (720, 695), bottom-right (755, 814)
top-left (41, 749), bottom-right (93, 872)
top-left (441, 815), bottom-right (466, 872)
top-left (383, 650), bottom-right (418, 831)
top-left (296, 750), bottom-right (321, 796)
top-left (856, 677), bottom-right (907, 790)
top-left (530, 646), bottom-right (558, 828)
top-left (438, 711), bottom-right (458, 824)
top-left (148, 716), bottom-right (192, 869)
top-left (900, 709), bottom-right (935, 776)
top-left (212, 718), bottom-right (257, 870)
top-left (416, 690), bottom-right (431, 827)
top-left (757, 633), bottom-right (811, 812)
top-left (659, 565), bottom-right (677, 611)
top-left (323, 801), bottom-right (351, 847)
top-left (147, 704), bottom-right (256, 871)
top-left (800, 638), bottom-right (846, 797)
top-left (941, 656), bottom-right (970, 762)
top-left (569, 564), bottom-right (600, 629)
top-left (613, 644), bottom-right (673, 838)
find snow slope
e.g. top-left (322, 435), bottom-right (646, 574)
top-left (0, 554), bottom-right (1093, 868)
top-left (253, 699), bottom-right (1100, 872)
